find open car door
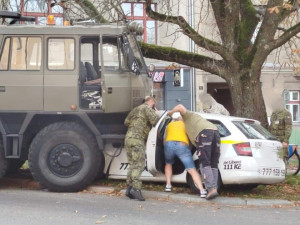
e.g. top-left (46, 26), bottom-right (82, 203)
top-left (146, 111), bottom-right (172, 175)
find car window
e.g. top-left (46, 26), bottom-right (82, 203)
top-left (208, 120), bottom-right (231, 137)
top-left (233, 120), bottom-right (277, 140)
top-left (158, 115), bottom-right (172, 138)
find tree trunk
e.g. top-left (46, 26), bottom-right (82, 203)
top-left (229, 70), bottom-right (268, 128)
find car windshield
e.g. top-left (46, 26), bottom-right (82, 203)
top-left (233, 120), bottom-right (277, 140)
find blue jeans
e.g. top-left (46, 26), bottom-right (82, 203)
top-left (164, 141), bottom-right (195, 169)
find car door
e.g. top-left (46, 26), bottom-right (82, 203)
top-left (146, 111), bottom-right (171, 175)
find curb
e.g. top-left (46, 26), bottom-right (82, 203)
top-left (87, 185), bottom-right (294, 207)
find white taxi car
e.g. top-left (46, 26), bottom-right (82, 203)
top-left (103, 111), bottom-right (285, 192)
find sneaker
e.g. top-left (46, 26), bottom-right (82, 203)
top-left (200, 189), bottom-right (207, 198)
top-left (206, 188), bottom-right (219, 200)
top-left (125, 186), bottom-right (134, 199)
top-left (129, 188), bottom-right (145, 201)
top-left (165, 185), bottom-right (172, 192)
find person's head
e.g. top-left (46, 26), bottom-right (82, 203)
top-left (176, 116), bottom-right (183, 121)
top-left (144, 96), bottom-right (156, 108)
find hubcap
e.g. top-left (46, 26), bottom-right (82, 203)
top-left (48, 144), bottom-right (83, 177)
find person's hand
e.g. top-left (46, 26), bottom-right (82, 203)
top-left (282, 142), bottom-right (288, 148)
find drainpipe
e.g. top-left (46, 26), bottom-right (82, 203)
top-left (189, 0), bottom-right (196, 110)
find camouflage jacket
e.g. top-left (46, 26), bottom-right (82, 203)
top-left (269, 109), bottom-right (292, 143)
top-left (124, 103), bottom-right (159, 142)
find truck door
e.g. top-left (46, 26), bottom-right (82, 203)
top-left (0, 36), bottom-right (43, 110)
top-left (101, 36), bottom-right (131, 113)
top-left (146, 111), bottom-right (171, 175)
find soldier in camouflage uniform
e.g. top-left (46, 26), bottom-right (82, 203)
top-left (269, 109), bottom-right (292, 161)
top-left (124, 96), bottom-right (159, 201)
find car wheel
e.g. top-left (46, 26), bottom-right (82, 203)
top-left (28, 122), bottom-right (102, 192)
top-left (6, 159), bottom-right (26, 174)
top-left (187, 159), bottom-right (223, 194)
top-left (0, 138), bottom-right (9, 179)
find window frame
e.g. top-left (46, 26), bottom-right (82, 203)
top-left (18, 0), bottom-right (64, 25)
top-left (289, 91), bottom-right (299, 101)
top-left (9, 36), bottom-right (42, 71)
top-left (0, 37), bottom-right (11, 71)
top-left (286, 104), bottom-right (299, 122)
top-left (122, 2), bottom-right (157, 44)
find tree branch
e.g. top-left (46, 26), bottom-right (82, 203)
top-left (74, 0), bottom-right (108, 23)
top-left (145, 0), bottom-right (236, 67)
top-left (139, 42), bottom-right (228, 79)
top-left (269, 21), bottom-right (300, 50)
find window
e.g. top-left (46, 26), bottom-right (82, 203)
top-left (286, 104), bottom-right (299, 122)
top-left (289, 91), bottom-right (299, 101)
top-left (0, 38), bottom-right (10, 71)
top-left (48, 38), bottom-right (74, 70)
top-left (11, 0), bottom-right (64, 25)
top-left (101, 36), bottom-right (126, 71)
top-left (209, 120), bottom-right (231, 137)
top-left (233, 120), bottom-right (275, 140)
top-left (10, 37), bottom-right (41, 70)
top-left (24, 0), bottom-right (47, 13)
top-left (122, 2), bottom-right (157, 44)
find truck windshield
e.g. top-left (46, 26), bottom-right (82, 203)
top-left (123, 33), bottom-right (147, 75)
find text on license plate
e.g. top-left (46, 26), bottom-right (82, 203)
top-left (259, 168), bottom-right (285, 176)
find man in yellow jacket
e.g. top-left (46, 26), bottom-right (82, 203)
top-left (164, 116), bottom-right (207, 198)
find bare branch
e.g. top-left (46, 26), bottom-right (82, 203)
top-left (144, 0), bottom-right (236, 67)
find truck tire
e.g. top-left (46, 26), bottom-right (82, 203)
top-left (28, 122), bottom-right (102, 192)
top-left (187, 159), bottom-right (223, 194)
top-left (0, 139), bottom-right (9, 179)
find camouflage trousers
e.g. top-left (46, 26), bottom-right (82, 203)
top-left (124, 138), bottom-right (146, 190)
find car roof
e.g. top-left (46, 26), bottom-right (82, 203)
top-left (199, 113), bottom-right (259, 123)
top-left (169, 111), bottom-right (259, 124)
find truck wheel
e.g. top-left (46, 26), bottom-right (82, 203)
top-left (28, 122), bottom-right (102, 192)
top-left (0, 139), bottom-right (9, 179)
top-left (187, 159), bottom-right (223, 194)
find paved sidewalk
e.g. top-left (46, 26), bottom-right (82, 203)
top-left (87, 185), bottom-right (294, 207)
top-left (1, 177), bottom-right (296, 207)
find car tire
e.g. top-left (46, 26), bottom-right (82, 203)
top-left (0, 138), bottom-right (9, 179)
top-left (28, 122), bottom-right (102, 192)
top-left (187, 159), bottom-right (223, 194)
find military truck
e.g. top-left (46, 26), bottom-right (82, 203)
top-left (0, 11), bottom-right (152, 191)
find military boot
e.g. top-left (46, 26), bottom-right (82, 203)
top-left (125, 186), bottom-right (134, 199)
top-left (129, 187), bottom-right (145, 201)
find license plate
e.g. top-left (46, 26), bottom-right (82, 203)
top-left (258, 167), bottom-right (285, 176)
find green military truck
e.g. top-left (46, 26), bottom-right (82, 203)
top-left (0, 11), bottom-right (152, 191)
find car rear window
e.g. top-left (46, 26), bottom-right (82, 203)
top-left (233, 120), bottom-right (277, 140)
top-left (208, 120), bottom-right (231, 137)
